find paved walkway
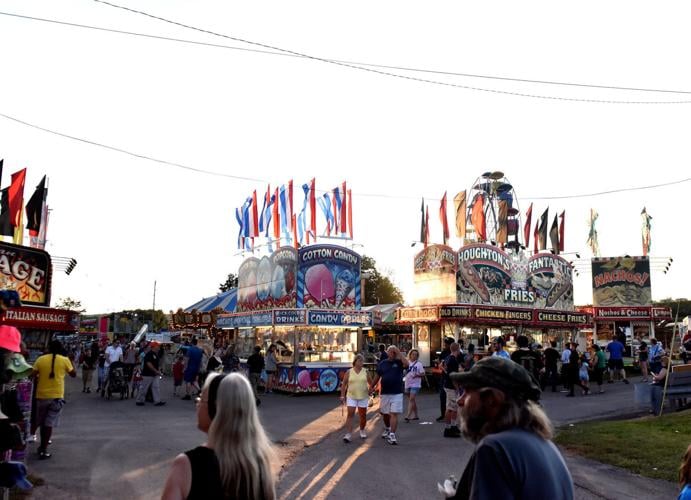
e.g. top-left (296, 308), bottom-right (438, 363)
top-left (24, 375), bottom-right (679, 499)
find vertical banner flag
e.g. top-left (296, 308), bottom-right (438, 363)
top-left (340, 181), bottom-right (347, 236)
top-left (470, 193), bottom-right (486, 241)
top-left (497, 200), bottom-right (508, 245)
top-left (258, 184), bottom-right (270, 234)
top-left (251, 190), bottom-right (260, 237)
top-left (309, 178), bottom-right (317, 241)
top-left (533, 218), bottom-right (539, 254)
top-left (288, 180), bottom-right (294, 232)
top-left (0, 189), bottom-right (13, 237)
top-left (332, 187), bottom-right (342, 234)
top-left (297, 183), bottom-right (310, 245)
top-left (34, 203), bottom-right (48, 250)
top-left (318, 193), bottom-right (333, 236)
top-left (347, 189), bottom-right (353, 239)
top-left (0, 159), bottom-right (3, 188)
top-left (420, 198), bottom-right (426, 244)
top-left (439, 192), bottom-right (450, 245)
top-left (26, 175), bottom-right (47, 235)
top-left (537, 207), bottom-right (549, 250)
top-left (641, 207), bottom-right (652, 256)
top-left (292, 214), bottom-right (298, 249)
top-left (524, 203), bottom-right (533, 249)
top-left (587, 208), bottom-right (600, 257)
top-left (235, 206), bottom-right (244, 249)
top-left (549, 213), bottom-right (560, 253)
top-left (453, 191), bottom-right (467, 240)
top-left (272, 187), bottom-right (280, 239)
top-left (424, 205), bottom-right (430, 248)
top-left (9, 169), bottom-right (26, 246)
top-left (559, 210), bottom-right (565, 253)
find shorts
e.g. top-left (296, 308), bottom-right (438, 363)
top-left (445, 388), bottom-right (459, 412)
top-left (184, 369), bottom-right (199, 383)
top-left (379, 394), bottom-right (403, 414)
top-left (608, 359), bottom-right (624, 371)
top-left (346, 397), bottom-right (368, 408)
top-left (405, 387), bottom-right (421, 395)
top-left (579, 375), bottom-right (589, 382)
top-left (36, 399), bottom-right (65, 428)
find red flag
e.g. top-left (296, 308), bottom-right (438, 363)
top-left (559, 211), bottom-right (565, 252)
top-left (424, 205), bottom-right (430, 248)
top-left (332, 189), bottom-right (340, 233)
top-left (470, 194), bottom-right (486, 241)
top-left (251, 190), bottom-right (259, 237)
top-left (497, 200), bottom-right (508, 245)
top-left (8, 168), bottom-right (26, 229)
top-left (347, 189), bottom-right (353, 239)
top-left (453, 191), bottom-right (467, 240)
top-left (309, 178), bottom-right (317, 241)
top-left (287, 180), bottom-right (294, 231)
top-left (272, 187), bottom-right (280, 239)
top-left (439, 192), bottom-right (450, 245)
top-left (292, 214), bottom-right (298, 249)
top-left (533, 219), bottom-right (539, 254)
top-left (340, 181), bottom-right (347, 235)
top-left (524, 203), bottom-right (533, 249)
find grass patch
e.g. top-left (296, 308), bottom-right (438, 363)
top-left (554, 410), bottom-right (691, 483)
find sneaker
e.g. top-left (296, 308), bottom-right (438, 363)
top-left (38, 450), bottom-right (51, 460)
top-left (359, 430), bottom-right (367, 439)
top-left (154, 401), bottom-right (166, 406)
top-left (386, 433), bottom-right (398, 445)
top-left (343, 433), bottom-right (352, 443)
top-left (381, 429), bottom-right (390, 439)
top-left (444, 427), bottom-right (461, 438)
top-left (28, 434), bottom-right (37, 443)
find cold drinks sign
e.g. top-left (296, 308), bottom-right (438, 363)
top-left (0, 242), bottom-right (51, 306)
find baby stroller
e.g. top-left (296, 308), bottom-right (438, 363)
top-left (105, 361), bottom-right (129, 400)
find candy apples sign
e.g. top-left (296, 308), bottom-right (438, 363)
top-left (0, 242), bottom-right (52, 306)
top-left (297, 245), bottom-right (361, 310)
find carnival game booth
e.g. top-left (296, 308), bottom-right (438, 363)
top-left (396, 243), bottom-right (592, 367)
top-left (586, 256), bottom-right (672, 354)
top-left (362, 304), bottom-right (411, 356)
top-left (172, 288), bottom-right (238, 342)
top-left (216, 245), bottom-right (372, 394)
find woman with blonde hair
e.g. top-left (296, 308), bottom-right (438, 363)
top-left (339, 354), bottom-right (371, 443)
top-left (161, 372), bottom-right (276, 499)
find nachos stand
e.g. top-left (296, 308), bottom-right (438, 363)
top-left (216, 245), bottom-right (372, 393)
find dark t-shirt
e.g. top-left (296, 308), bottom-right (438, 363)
top-left (453, 429), bottom-right (574, 500)
top-left (247, 353), bottom-right (264, 374)
top-left (377, 358), bottom-right (405, 394)
top-left (544, 347), bottom-right (560, 369)
top-left (142, 351), bottom-right (159, 377)
top-left (443, 353), bottom-right (461, 389)
top-left (511, 349), bottom-right (544, 380)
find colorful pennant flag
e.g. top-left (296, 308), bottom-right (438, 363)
top-left (424, 205), bottom-right (430, 248)
top-left (8, 169), bottom-right (26, 245)
top-left (420, 198), bottom-right (426, 244)
top-left (537, 207), bottom-right (549, 251)
top-left (309, 178), bottom-right (317, 241)
top-left (453, 191), bottom-right (467, 240)
top-left (439, 192), bottom-right (450, 245)
top-left (549, 213), bottom-right (560, 254)
top-left (559, 210), bottom-right (565, 253)
top-left (641, 207), bottom-right (652, 256)
top-left (340, 181), bottom-right (347, 236)
top-left (272, 187), bottom-right (280, 240)
top-left (524, 203), bottom-right (533, 249)
top-left (497, 200), bottom-right (508, 245)
top-left (470, 193), bottom-right (486, 241)
top-left (587, 208), bottom-right (600, 257)
top-left (26, 175), bottom-right (46, 235)
top-left (0, 189), bottom-right (13, 237)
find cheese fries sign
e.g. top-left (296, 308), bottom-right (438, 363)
top-left (456, 243), bottom-right (573, 310)
top-left (0, 242), bottom-right (52, 306)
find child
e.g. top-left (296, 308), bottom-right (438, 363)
top-left (579, 355), bottom-right (590, 395)
top-left (679, 444), bottom-right (691, 500)
top-left (131, 366), bottom-right (143, 399)
top-left (172, 355), bottom-right (184, 397)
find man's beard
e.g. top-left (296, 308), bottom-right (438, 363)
top-left (459, 406), bottom-right (488, 443)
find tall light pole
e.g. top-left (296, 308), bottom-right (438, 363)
top-left (152, 280), bottom-right (157, 332)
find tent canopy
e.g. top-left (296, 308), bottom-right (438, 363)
top-left (184, 288), bottom-right (237, 313)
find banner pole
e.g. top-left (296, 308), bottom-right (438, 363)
top-left (658, 299), bottom-right (680, 416)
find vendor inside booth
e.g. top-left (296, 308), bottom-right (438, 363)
top-left (217, 245), bottom-right (372, 394)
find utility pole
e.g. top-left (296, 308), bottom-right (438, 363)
top-left (152, 280), bottom-right (157, 332)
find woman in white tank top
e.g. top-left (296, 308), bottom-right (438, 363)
top-left (339, 354), bottom-right (371, 443)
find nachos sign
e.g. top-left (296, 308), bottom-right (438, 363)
top-left (0, 242), bottom-right (52, 306)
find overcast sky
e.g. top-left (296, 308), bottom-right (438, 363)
top-left (0, 0), bottom-right (689, 314)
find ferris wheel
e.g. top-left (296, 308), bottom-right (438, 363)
top-left (466, 171), bottom-right (522, 250)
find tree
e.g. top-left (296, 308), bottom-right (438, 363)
top-left (361, 255), bottom-right (404, 306)
top-left (219, 273), bottom-right (239, 292)
top-left (55, 297), bottom-right (86, 312)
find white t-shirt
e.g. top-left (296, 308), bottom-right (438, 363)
top-left (404, 361), bottom-right (425, 389)
top-left (105, 345), bottom-right (123, 366)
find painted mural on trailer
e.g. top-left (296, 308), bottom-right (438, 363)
top-left (236, 247), bottom-right (298, 312)
top-left (413, 244), bottom-right (457, 306)
top-left (0, 242), bottom-right (52, 306)
top-left (297, 245), bottom-right (361, 309)
top-left (456, 243), bottom-right (573, 310)
top-left (591, 256), bottom-right (651, 307)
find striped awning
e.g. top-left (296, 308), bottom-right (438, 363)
top-left (184, 288), bottom-right (237, 313)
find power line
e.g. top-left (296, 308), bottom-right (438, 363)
top-left (1, 110), bottom-right (689, 202)
top-left (3, 10), bottom-right (691, 98)
top-left (89, 0), bottom-right (691, 105)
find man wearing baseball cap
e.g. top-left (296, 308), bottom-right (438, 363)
top-left (441, 357), bottom-right (574, 499)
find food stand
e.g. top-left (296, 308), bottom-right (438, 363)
top-left (217, 244), bottom-right (372, 393)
